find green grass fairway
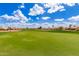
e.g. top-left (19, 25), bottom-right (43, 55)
top-left (0, 30), bottom-right (79, 56)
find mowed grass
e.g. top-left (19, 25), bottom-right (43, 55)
top-left (0, 30), bottom-right (79, 55)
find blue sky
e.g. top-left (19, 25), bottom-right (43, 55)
top-left (0, 3), bottom-right (79, 28)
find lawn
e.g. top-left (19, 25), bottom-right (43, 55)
top-left (0, 30), bottom-right (79, 56)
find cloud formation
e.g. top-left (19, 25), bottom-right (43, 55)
top-left (64, 3), bottom-right (76, 6)
top-left (54, 18), bottom-right (64, 21)
top-left (28, 3), bottom-right (78, 16)
top-left (0, 9), bottom-right (29, 23)
top-left (44, 3), bottom-right (65, 14)
top-left (41, 16), bottom-right (51, 20)
top-left (68, 15), bottom-right (79, 21)
top-left (28, 4), bottom-right (45, 16)
top-left (0, 3), bottom-right (79, 28)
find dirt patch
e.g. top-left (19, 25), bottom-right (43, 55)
top-left (0, 30), bottom-right (21, 32)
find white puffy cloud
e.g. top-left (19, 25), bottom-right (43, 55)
top-left (54, 18), bottom-right (64, 21)
top-left (68, 15), bottom-right (79, 21)
top-left (28, 4), bottom-right (45, 16)
top-left (43, 3), bottom-right (78, 14)
top-left (42, 16), bottom-right (51, 20)
top-left (28, 3), bottom-right (77, 16)
top-left (44, 3), bottom-right (65, 14)
top-left (64, 3), bottom-right (76, 6)
top-left (0, 14), bottom-right (19, 20)
top-left (13, 9), bottom-right (28, 21)
top-left (0, 9), bottom-right (29, 23)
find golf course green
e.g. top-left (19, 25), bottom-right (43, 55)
top-left (0, 30), bottom-right (79, 56)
